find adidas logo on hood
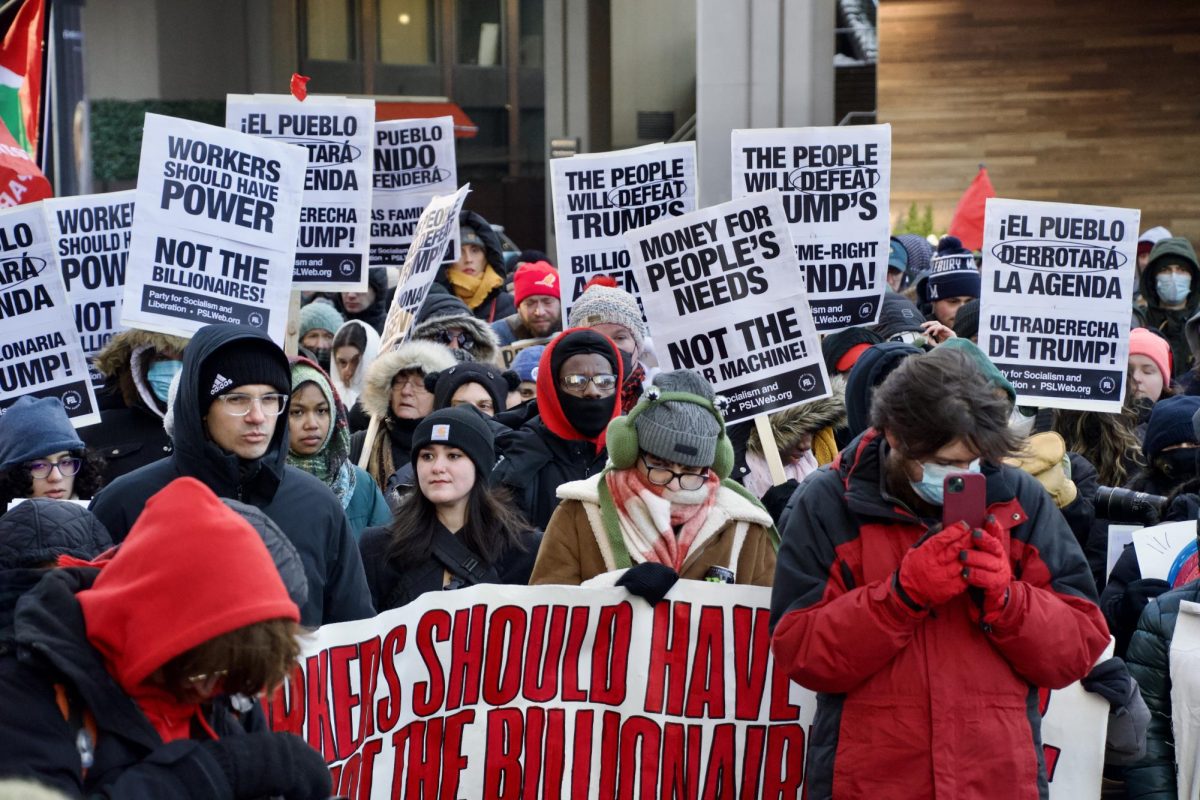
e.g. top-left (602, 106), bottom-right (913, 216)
top-left (210, 373), bottom-right (233, 396)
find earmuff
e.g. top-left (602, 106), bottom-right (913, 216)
top-left (606, 388), bottom-right (734, 479)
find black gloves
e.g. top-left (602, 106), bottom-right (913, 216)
top-left (617, 562), bottom-right (680, 605)
top-left (1081, 656), bottom-right (1134, 707)
top-left (1116, 578), bottom-right (1172, 652)
top-left (760, 479), bottom-right (800, 526)
top-left (204, 731), bottom-right (332, 800)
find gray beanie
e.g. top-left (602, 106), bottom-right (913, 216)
top-left (568, 284), bottom-right (648, 352)
top-left (634, 370), bottom-right (720, 467)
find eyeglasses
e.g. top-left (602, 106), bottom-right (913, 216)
top-left (641, 455), bottom-right (710, 491)
top-left (559, 373), bottom-right (618, 392)
top-left (26, 457), bottom-right (83, 479)
top-left (186, 669), bottom-right (229, 692)
top-left (392, 374), bottom-right (426, 392)
top-left (214, 393), bottom-right (289, 417)
top-left (435, 330), bottom-right (475, 350)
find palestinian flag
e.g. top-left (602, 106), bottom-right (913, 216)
top-left (0, 0), bottom-right (45, 157)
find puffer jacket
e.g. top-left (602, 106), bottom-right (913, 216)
top-left (770, 428), bottom-right (1110, 799)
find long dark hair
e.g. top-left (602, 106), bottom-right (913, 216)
top-left (0, 448), bottom-right (105, 510)
top-left (387, 476), bottom-right (529, 566)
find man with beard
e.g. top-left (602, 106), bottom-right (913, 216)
top-left (491, 261), bottom-right (562, 346)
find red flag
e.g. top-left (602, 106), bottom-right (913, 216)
top-left (947, 166), bottom-right (996, 251)
top-left (290, 73), bottom-right (310, 102)
top-left (0, 115), bottom-right (50, 206)
top-left (0, 0), bottom-right (46, 157)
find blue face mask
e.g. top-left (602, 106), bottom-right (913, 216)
top-left (910, 459), bottom-right (981, 506)
top-left (147, 360), bottom-right (182, 403)
top-left (1156, 272), bottom-right (1192, 305)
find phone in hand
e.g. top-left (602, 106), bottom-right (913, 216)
top-left (942, 472), bottom-right (987, 530)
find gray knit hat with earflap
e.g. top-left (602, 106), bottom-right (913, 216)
top-left (634, 370), bottom-right (721, 468)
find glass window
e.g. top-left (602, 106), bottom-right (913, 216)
top-left (305, 0), bottom-right (356, 61)
top-left (378, 0), bottom-right (436, 65)
top-left (457, 0), bottom-right (503, 66)
top-left (519, 0), bottom-right (542, 67)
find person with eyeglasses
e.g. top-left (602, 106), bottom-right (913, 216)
top-left (90, 324), bottom-right (375, 627)
top-left (492, 328), bottom-right (624, 530)
top-left (530, 369), bottom-right (778, 591)
top-left (0, 396), bottom-right (105, 512)
top-left (411, 286), bottom-right (503, 365)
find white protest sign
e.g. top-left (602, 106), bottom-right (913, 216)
top-left (731, 124), bottom-right (890, 332)
top-left (120, 113), bottom-right (307, 344)
top-left (379, 184), bottom-right (471, 350)
top-left (979, 198), bottom-right (1139, 411)
top-left (1133, 521), bottom-right (1195, 582)
top-left (1039, 637), bottom-right (1113, 799)
top-left (627, 192), bottom-right (830, 424)
top-left (0, 203), bottom-right (100, 426)
top-left (1171, 600), bottom-right (1200, 799)
top-left (370, 116), bottom-right (457, 266)
top-left (226, 94), bottom-right (374, 290)
top-left (1107, 524), bottom-right (1140, 581)
top-left (45, 190), bottom-right (135, 388)
top-left (550, 142), bottom-right (698, 321)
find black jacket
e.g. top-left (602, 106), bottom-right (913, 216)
top-left (491, 417), bottom-right (609, 531)
top-left (333, 266), bottom-right (390, 334)
top-left (89, 325), bottom-right (374, 627)
top-left (80, 396), bottom-right (176, 485)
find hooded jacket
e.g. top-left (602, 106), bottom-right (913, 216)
top-left (410, 305), bottom-right (502, 366)
top-left (770, 429), bottom-right (1109, 799)
top-left (333, 267), bottom-right (390, 334)
top-left (435, 211), bottom-right (516, 323)
top-left (330, 319), bottom-right (380, 413)
top-left (89, 325), bottom-right (374, 626)
top-left (1137, 237), bottom-right (1200, 378)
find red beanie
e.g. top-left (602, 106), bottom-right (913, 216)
top-left (514, 261), bottom-right (560, 306)
top-left (1129, 327), bottom-right (1172, 384)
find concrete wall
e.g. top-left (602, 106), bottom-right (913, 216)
top-left (609, 0), bottom-right (696, 150)
top-left (81, 0), bottom-right (160, 99)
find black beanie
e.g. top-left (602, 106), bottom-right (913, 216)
top-left (872, 292), bottom-right (926, 341)
top-left (821, 327), bottom-right (883, 375)
top-left (845, 342), bottom-right (922, 436)
top-left (418, 286), bottom-right (472, 323)
top-left (425, 362), bottom-right (520, 413)
top-left (198, 339), bottom-right (291, 415)
top-left (953, 298), bottom-right (981, 339)
top-left (411, 405), bottom-right (497, 477)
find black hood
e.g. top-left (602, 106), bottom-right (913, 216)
top-left (171, 324), bottom-right (290, 503)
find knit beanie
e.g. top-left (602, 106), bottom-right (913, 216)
top-left (939, 338), bottom-right (1016, 404)
top-left (513, 261), bottom-right (560, 305)
top-left (952, 298), bottom-right (981, 340)
top-left (411, 405), bottom-right (496, 477)
top-left (845, 342), bottom-right (922, 436)
top-left (821, 327), bottom-right (883, 375)
top-left (1143, 395), bottom-right (1200, 462)
top-left (298, 301), bottom-right (344, 339)
top-left (511, 345), bottom-right (545, 382)
top-left (417, 286), bottom-right (473, 323)
top-left (634, 370), bottom-right (721, 468)
top-left (197, 338), bottom-right (291, 415)
top-left (568, 284), bottom-right (647, 352)
top-left (896, 234), bottom-right (933, 278)
top-left (425, 362), bottom-right (519, 412)
top-left (872, 292), bottom-right (926, 341)
top-left (0, 396), bottom-right (85, 470)
top-left (1129, 327), bottom-right (1172, 385)
top-left (925, 235), bottom-right (980, 302)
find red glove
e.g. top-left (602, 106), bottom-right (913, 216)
top-left (896, 522), bottom-right (973, 609)
top-left (961, 518), bottom-right (1013, 622)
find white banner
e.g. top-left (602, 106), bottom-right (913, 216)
top-left (227, 94), bottom-right (375, 290)
top-left (550, 142), bottom-right (698, 321)
top-left (45, 190), bottom-right (135, 388)
top-left (978, 198), bottom-right (1139, 412)
top-left (730, 124), bottom-right (890, 332)
top-left (370, 116), bottom-right (457, 266)
top-left (0, 202), bottom-right (100, 426)
top-left (120, 113), bottom-right (307, 344)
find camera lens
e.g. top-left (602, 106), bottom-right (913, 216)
top-left (948, 477), bottom-right (964, 492)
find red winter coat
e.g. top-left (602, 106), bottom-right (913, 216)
top-left (770, 429), bottom-right (1109, 799)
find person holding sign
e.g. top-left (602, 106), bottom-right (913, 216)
top-left (437, 211), bottom-right (515, 323)
top-left (0, 397), bottom-right (106, 511)
top-left (1134, 236), bottom-right (1200, 379)
top-left (771, 346), bottom-right (1108, 799)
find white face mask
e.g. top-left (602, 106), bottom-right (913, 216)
top-left (910, 459), bottom-right (981, 505)
top-left (1156, 272), bottom-right (1192, 304)
top-left (1008, 406), bottom-right (1036, 438)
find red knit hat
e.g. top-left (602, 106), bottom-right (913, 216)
top-left (513, 261), bottom-right (560, 306)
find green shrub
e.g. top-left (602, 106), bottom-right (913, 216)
top-left (91, 99), bottom-right (227, 182)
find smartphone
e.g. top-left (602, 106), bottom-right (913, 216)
top-left (942, 472), bottom-right (987, 530)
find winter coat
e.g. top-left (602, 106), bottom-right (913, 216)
top-left (1137, 238), bottom-right (1200, 378)
top-left (739, 380), bottom-right (846, 496)
top-left (434, 211), bottom-right (516, 323)
top-left (89, 325), bottom-right (374, 627)
top-left (1125, 579), bottom-right (1200, 799)
top-left (333, 266), bottom-right (390, 333)
top-left (411, 305), bottom-right (502, 365)
top-left (344, 465), bottom-right (391, 537)
top-left (529, 472), bottom-right (777, 586)
top-left (330, 319), bottom-right (381, 412)
top-left (770, 429), bottom-right (1110, 800)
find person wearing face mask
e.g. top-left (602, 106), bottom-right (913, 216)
top-left (0, 397), bottom-right (106, 511)
top-left (492, 329), bottom-right (623, 529)
top-left (567, 277), bottom-right (650, 413)
top-left (1134, 237), bottom-right (1200, 379)
top-left (771, 346), bottom-right (1108, 799)
top-left (297, 300), bottom-right (344, 373)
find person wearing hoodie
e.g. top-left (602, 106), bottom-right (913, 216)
top-left (1134, 226), bottom-right (1173, 310)
top-left (331, 319), bottom-right (381, 433)
top-left (89, 323), bottom-right (374, 627)
top-left (296, 301), bottom-right (344, 373)
top-left (490, 260), bottom-right (562, 346)
top-left (1136, 236), bottom-right (1200, 379)
top-left (0, 477), bottom-right (331, 799)
top-left (492, 328), bottom-right (623, 530)
top-left (843, 341), bottom-right (923, 439)
top-left (287, 358), bottom-right (389, 539)
top-left (334, 266), bottom-right (390, 334)
top-left (437, 210), bottom-right (515, 323)
top-left (567, 278), bottom-right (650, 413)
top-left (0, 397), bottom-right (106, 511)
top-left (411, 287), bottom-right (502, 365)
top-left (81, 329), bottom-right (188, 483)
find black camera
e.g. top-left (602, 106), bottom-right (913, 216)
top-left (1094, 487), bottom-right (1169, 526)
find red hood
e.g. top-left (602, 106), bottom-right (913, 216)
top-left (536, 327), bottom-right (624, 451)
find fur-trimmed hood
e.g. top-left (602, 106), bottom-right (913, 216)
top-left (92, 328), bottom-right (188, 411)
top-left (410, 311), bottom-right (501, 366)
top-left (360, 340), bottom-right (458, 419)
top-left (747, 376), bottom-right (847, 455)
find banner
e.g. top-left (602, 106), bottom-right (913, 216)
top-left (227, 94), bottom-right (375, 290)
top-left (119, 113), bottom-right (307, 344)
top-left (0, 202), bottom-right (100, 426)
top-left (379, 185), bottom-right (471, 350)
top-left (626, 192), bottom-right (830, 424)
top-left (0, 117), bottom-right (51, 207)
top-left (45, 190), bottom-right (134, 387)
top-left (550, 142), bottom-right (698, 321)
top-left (370, 116), bottom-right (457, 266)
top-left (271, 580), bottom-right (1107, 799)
top-left (978, 198), bottom-right (1139, 412)
top-left (730, 125), bottom-right (890, 332)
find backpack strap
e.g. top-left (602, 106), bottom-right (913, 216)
top-left (430, 525), bottom-right (501, 586)
top-left (54, 683), bottom-right (97, 778)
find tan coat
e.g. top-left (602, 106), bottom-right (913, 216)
top-left (529, 473), bottom-right (778, 586)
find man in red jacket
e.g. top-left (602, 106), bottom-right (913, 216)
top-left (770, 346), bottom-right (1109, 799)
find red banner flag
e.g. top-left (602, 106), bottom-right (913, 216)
top-left (0, 0), bottom-right (46, 157)
top-left (0, 114), bottom-right (50, 205)
top-left (947, 166), bottom-right (996, 251)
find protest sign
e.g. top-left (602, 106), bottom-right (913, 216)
top-left (370, 116), bottom-right (457, 266)
top-left (978, 198), bottom-right (1139, 412)
top-left (378, 184), bottom-right (471, 351)
top-left (550, 142), bottom-right (697, 321)
top-left (499, 336), bottom-right (551, 369)
top-left (120, 113), bottom-right (307, 344)
top-left (45, 190), bottom-right (135, 387)
top-left (731, 124), bottom-right (890, 332)
top-left (626, 192), bottom-right (830, 424)
top-left (0, 202), bottom-right (100, 426)
top-left (1106, 524), bottom-right (1139, 581)
top-left (1132, 521), bottom-right (1194, 581)
top-left (1171, 601), bottom-right (1200, 799)
top-left (1038, 638), bottom-right (1113, 799)
top-left (227, 94), bottom-right (375, 290)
